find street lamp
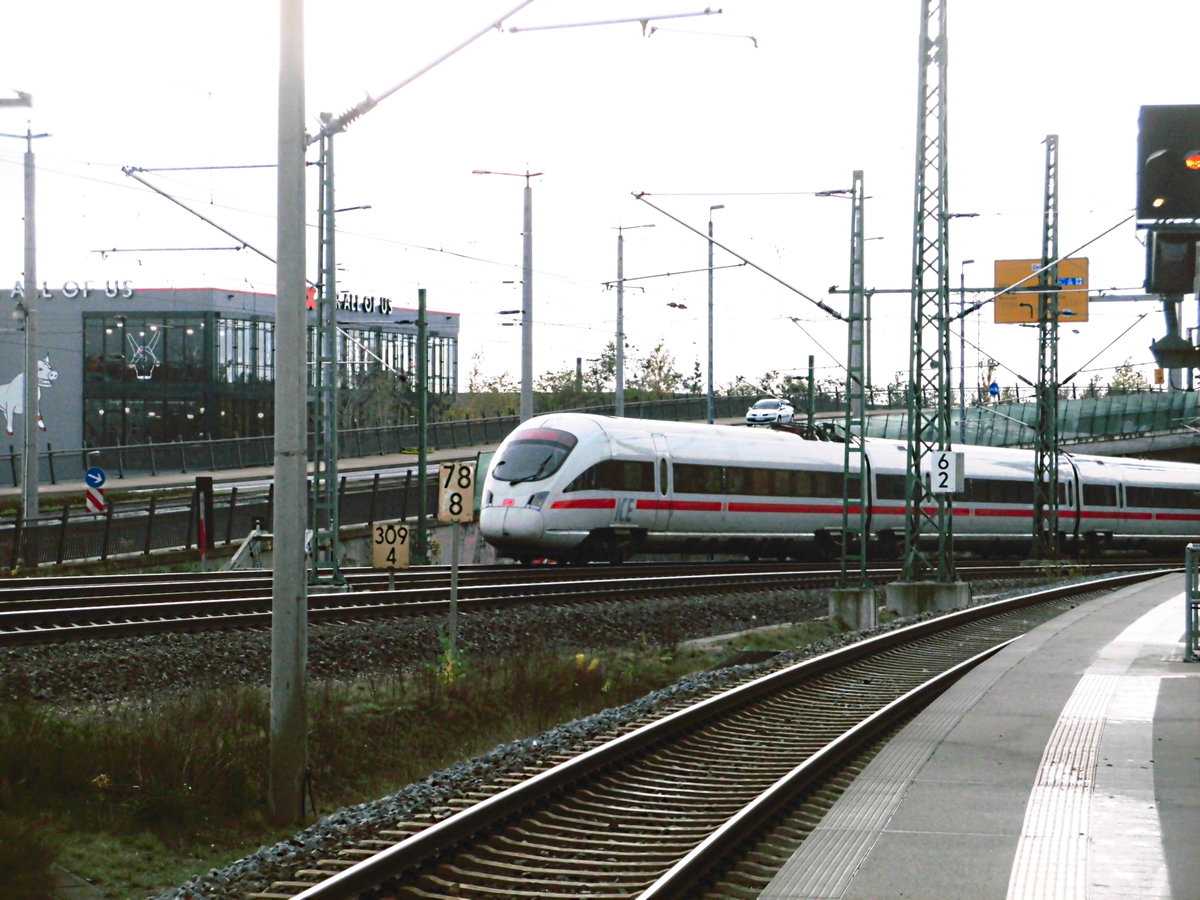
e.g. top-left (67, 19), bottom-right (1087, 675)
top-left (706, 204), bottom-right (724, 423)
top-left (614, 223), bottom-right (655, 416)
top-left (473, 169), bottom-right (542, 421)
top-left (958, 259), bottom-right (974, 443)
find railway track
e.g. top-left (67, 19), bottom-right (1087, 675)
top-left (0, 563), bottom-right (838, 646)
top-left (0, 560), bottom-right (1167, 646)
top-left (242, 570), bottom-right (1161, 899)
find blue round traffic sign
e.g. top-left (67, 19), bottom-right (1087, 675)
top-left (988, 382), bottom-right (1000, 397)
top-left (85, 466), bottom-right (107, 488)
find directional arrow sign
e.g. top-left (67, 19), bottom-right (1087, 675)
top-left (85, 466), bottom-right (107, 488)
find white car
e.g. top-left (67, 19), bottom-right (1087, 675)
top-left (745, 397), bottom-right (795, 426)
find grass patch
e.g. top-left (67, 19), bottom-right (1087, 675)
top-left (1, 638), bottom-right (726, 897)
top-left (719, 618), bottom-right (843, 654)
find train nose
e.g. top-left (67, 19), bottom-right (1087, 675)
top-left (480, 505), bottom-right (545, 544)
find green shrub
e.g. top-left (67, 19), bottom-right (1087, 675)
top-left (0, 812), bottom-right (60, 897)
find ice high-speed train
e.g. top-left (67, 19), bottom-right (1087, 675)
top-left (478, 413), bottom-right (1200, 564)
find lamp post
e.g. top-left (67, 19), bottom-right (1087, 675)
top-left (958, 259), bottom-right (974, 444)
top-left (473, 169), bottom-right (542, 421)
top-left (614, 224), bottom-right (655, 417)
top-left (1, 93), bottom-right (47, 526)
top-left (706, 204), bottom-right (724, 424)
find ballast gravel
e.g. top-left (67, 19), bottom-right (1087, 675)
top-left (1, 580), bottom-right (1047, 899)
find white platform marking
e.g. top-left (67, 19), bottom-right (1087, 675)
top-left (1006, 597), bottom-right (1177, 899)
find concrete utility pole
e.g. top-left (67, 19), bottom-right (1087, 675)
top-left (616, 227), bottom-right (626, 417)
top-left (21, 127), bottom-right (38, 525)
top-left (1, 91), bottom-right (44, 530)
top-left (706, 204), bottom-right (724, 424)
top-left (473, 169), bottom-right (540, 421)
top-left (614, 223), bottom-right (654, 417)
top-left (521, 175), bottom-right (534, 421)
top-left (271, 0), bottom-right (309, 826)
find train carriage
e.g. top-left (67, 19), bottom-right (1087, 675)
top-left (478, 412), bottom-right (1200, 564)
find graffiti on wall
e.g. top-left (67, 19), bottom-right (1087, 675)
top-left (128, 330), bottom-right (161, 380)
top-left (0, 355), bottom-right (59, 435)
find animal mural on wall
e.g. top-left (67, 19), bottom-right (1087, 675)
top-left (0, 354), bottom-right (59, 435)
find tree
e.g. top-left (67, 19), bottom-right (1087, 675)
top-left (451, 353), bottom-right (520, 419)
top-left (1107, 359), bottom-right (1150, 394)
top-left (720, 375), bottom-right (759, 397)
top-left (780, 373), bottom-right (809, 397)
top-left (629, 341), bottom-right (683, 397)
top-left (974, 360), bottom-right (999, 407)
top-left (465, 353), bottom-right (518, 394)
top-left (339, 366), bottom-right (411, 429)
top-left (583, 342), bottom-right (618, 393)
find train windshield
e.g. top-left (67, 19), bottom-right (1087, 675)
top-left (491, 427), bottom-right (578, 484)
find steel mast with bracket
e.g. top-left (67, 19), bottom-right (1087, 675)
top-left (840, 170), bottom-right (870, 590)
top-left (310, 113), bottom-right (346, 588)
top-left (901, 0), bottom-right (954, 582)
top-left (889, 0), bottom-right (970, 613)
top-left (1031, 134), bottom-right (1062, 560)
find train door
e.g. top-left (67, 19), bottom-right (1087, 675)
top-left (650, 433), bottom-right (671, 531)
top-left (1062, 456), bottom-right (1082, 548)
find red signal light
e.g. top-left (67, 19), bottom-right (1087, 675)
top-left (1185, 151), bottom-right (1200, 170)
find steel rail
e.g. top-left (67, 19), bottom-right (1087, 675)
top-left (284, 570), bottom-right (1162, 899)
top-left (0, 568), bottom-right (839, 646)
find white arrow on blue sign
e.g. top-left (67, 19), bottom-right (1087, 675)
top-left (85, 466), bottom-right (107, 488)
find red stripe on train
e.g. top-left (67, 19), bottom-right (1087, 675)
top-left (727, 502), bottom-right (846, 514)
top-left (549, 498), bottom-right (617, 510)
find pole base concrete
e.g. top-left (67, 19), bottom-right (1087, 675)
top-left (885, 580), bottom-right (972, 617)
top-left (830, 587), bottom-right (878, 632)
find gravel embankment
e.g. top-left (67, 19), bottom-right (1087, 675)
top-left (2, 582), bottom-right (1035, 899)
top-left (2, 589), bottom-right (825, 704)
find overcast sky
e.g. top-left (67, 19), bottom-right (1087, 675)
top-left (3, 1), bottom-right (1197, 395)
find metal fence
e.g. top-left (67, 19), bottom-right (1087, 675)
top-left (864, 389), bottom-right (1200, 448)
top-left (0, 471), bottom-right (441, 570)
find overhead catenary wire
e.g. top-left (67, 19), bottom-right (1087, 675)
top-left (633, 192), bottom-right (845, 321)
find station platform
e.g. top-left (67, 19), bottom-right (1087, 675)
top-left (765, 573), bottom-right (1198, 898)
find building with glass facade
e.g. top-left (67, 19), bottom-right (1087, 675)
top-left (0, 286), bottom-right (459, 451)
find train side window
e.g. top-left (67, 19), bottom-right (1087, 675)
top-left (793, 470), bottom-right (813, 497)
top-left (626, 460), bottom-right (655, 492)
top-left (659, 459), bottom-right (668, 496)
top-left (876, 474), bottom-right (906, 500)
top-left (675, 463), bottom-right (722, 495)
top-left (674, 463), bottom-right (702, 493)
top-left (812, 471), bottom-right (841, 498)
top-left (751, 469), bottom-right (772, 496)
top-left (564, 459), bottom-right (654, 493)
top-left (1126, 484), bottom-right (1200, 509)
top-left (1082, 482), bottom-right (1118, 508)
top-left (726, 466), bottom-right (749, 495)
top-left (773, 469), bottom-right (795, 497)
top-left (845, 474), bottom-right (862, 500)
top-left (1008, 480), bottom-right (1033, 505)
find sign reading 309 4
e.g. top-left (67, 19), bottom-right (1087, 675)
top-left (372, 521), bottom-right (410, 569)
